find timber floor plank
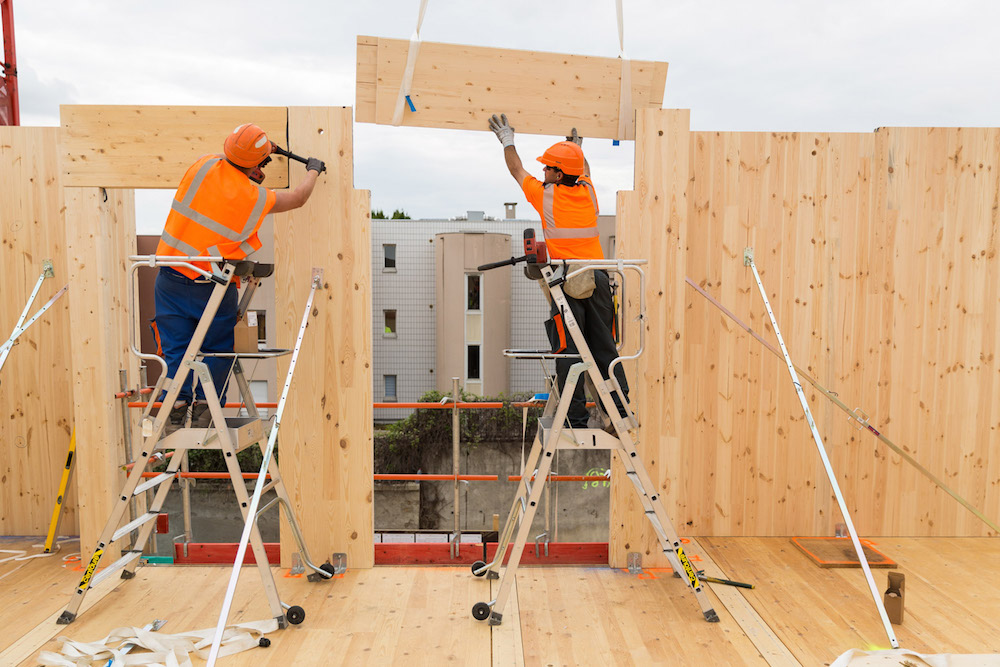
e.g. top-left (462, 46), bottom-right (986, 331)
top-left (5, 538), bottom-right (998, 666)
top-left (514, 566), bottom-right (769, 665)
top-left (0, 537), bottom-right (87, 654)
top-left (698, 537), bottom-right (1000, 665)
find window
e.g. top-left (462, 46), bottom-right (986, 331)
top-left (384, 310), bottom-right (397, 337)
top-left (383, 244), bottom-right (396, 271)
top-left (384, 375), bottom-right (397, 402)
top-left (467, 345), bottom-right (480, 380)
top-left (467, 274), bottom-right (481, 311)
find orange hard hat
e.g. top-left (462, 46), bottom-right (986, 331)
top-left (224, 123), bottom-right (274, 168)
top-left (537, 141), bottom-right (585, 176)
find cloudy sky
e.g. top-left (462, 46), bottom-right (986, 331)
top-left (11, 0), bottom-right (1000, 233)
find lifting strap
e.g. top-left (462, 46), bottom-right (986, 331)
top-left (391, 0), bottom-right (431, 125)
top-left (615, 0), bottom-right (633, 141)
top-left (37, 619), bottom-right (276, 667)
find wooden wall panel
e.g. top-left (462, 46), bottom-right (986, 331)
top-left (615, 116), bottom-right (1000, 555)
top-left (276, 107), bottom-right (373, 568)
top-left (63, 188), bottom-right (137, 562)
top-left (611, 109), bottom-right (690, 568)
top-left (0, 127), bottom-right (76, 536)
top-left (356, 36), bottom-right (667, 140)
top-left (60, 106), bottom-right (288, 188)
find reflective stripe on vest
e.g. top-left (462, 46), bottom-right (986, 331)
top-left (541, 182), bottom-right (599, 239)
top-left (159, 158), bottom-right (266, 257)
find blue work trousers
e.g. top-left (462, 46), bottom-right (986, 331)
top-left (154, 267), bottom-right (238, 404)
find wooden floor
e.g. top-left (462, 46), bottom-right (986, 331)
top-left (2, 537), bottom-right (998, 666)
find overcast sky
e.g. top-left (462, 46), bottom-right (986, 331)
top-left (12, 1), bottom-right (1000, 233)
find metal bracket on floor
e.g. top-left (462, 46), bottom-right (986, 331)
top-left (290, 552), bottom-right (305, 576)
top-left (627, 552), bottom-right (642, 574)
top-left (330, 552), bottom-right (347, 575)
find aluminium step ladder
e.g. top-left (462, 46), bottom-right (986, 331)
top-left (58, 256), bottom-right (333, 629)
top-left (469, 253), bottom-right (719, 625)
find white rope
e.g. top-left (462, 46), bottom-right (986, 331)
top-left (391, 0), bottom-right (431, 126)
top-left (37, 619), bottom-right (276, 667)
top-left (615, 0), bottom-right (633, 141)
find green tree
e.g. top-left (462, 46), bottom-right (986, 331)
top-left (390, 209), bottom-right (411, 219)
top-left (371, 209), bottom-right (387, 219)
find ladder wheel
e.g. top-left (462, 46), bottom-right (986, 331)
top-left (471, 602), bottom-right (491, 621)
top-left (471, 560), bottom-right (487, 577)
top-left (285, 605), bottom-right (306, 625)
top-left (320, 563), bottom-right (336, 577)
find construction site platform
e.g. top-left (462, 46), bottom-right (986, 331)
top-left (2, 537), bottom-right (998, 665)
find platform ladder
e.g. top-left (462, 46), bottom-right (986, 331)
top-left (57, 256), bottom-right (334, 629)
top-left (470, 255), bottom-right (719, 625)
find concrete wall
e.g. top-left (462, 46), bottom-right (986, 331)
top-left (376, 440), bottom-right (611, 543)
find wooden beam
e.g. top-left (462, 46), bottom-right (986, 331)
top-left (356, 36), bottom-right (667, 140)
top-left (60, 105), bottom-right (289, 188)
top-left (0, 127), bottom-right (76, 536)
top-left (275, 107), bottom-right (374, 568)
top-left (63, 187), bottom-right (137, 563)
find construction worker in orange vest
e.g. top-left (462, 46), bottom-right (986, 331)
top-left (489, 113), bottom-right (629, 429)
top-left (154, 123), bottom-right (324, 432)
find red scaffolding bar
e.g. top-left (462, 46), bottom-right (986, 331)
top-left (0, 0), bottom-right (18, 126)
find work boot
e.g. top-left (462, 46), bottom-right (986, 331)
top-left (587, 414), bottom-right (617, 435)
top-left (162, 402), bottom-right (190, 436)
top-left (191, 402), bottom-right (213, 428)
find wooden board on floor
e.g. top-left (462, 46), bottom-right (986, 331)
top-left (515, 565), bottom-right (768, 665)
top-left (355, 36), bottom-right (668, 140)
top-left (60, 105), bottom-right (289, 188)
top-left (275, 107), bottom-right (373, 568)
top-left (490, 574), bottom-right (523, 666)
top-left (18, 566), bottom-right (492, 667)
top-left (0, 128), bottom-right (76, 537)
top-left (699, 537), bottom-right (1000, 664)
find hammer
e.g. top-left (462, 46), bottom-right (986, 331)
top-left (272, 145), bottom-right (327, 173)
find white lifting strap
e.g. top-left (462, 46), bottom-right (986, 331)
top-left (391, 0), bottom-right (431, 126)
top-left (616, 0), bottom-right (633, 141)
top-left (37, 619), bottom-right (276, 667)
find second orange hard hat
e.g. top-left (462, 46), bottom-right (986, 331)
top-left (224, 123), bottom-right (274, 168)
top-left (537, 141), bottom-right (585, 176)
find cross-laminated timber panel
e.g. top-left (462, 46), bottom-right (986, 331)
top-left (59, 105), bottom-right (373, 567)
top-left (0, 127), bottom-right (76, 536)
top-left (356, 36), bottom-right (668, 140)
top-left (275, 107), bottom-right (373, 568)
top-left (60, 106), bottom-right (289, 189)
top-left (614, 111), bottom-right (1000, 567)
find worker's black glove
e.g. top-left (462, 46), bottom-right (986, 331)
top-left (306, 157), bottom-right (326, 174)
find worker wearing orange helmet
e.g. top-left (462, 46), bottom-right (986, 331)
top-left (489, 113), bottom-right (629, 429)
top-left (153, 123), bottom-right (324, 431)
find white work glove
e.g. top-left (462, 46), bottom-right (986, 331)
top-left (566, 128), bottom-right (583, 146)
top-left (489, 113), bottom-right (515, 148)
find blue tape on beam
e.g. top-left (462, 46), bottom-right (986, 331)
top-left (612, 140), bottom-right (620, 146)
top-left (405, 95), bottom-right (416, 113)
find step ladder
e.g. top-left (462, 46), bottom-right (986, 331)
top-left (470, 255), bottom-right (719, 625)
top-left (57, 256), bottom-right (334, 630)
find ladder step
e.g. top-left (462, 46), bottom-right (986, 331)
top-left (89, 551), bottom-right (142, 588)
top-left (645, 511), bottom-right (668, 541)
top-left (134, 472), bottom-right (175, 495)
top-left (625, 471), bottom-right (646, 495)
top-left (112, 512), bottom-right (158, 542)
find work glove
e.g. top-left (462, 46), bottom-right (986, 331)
top-left (489, 113), bottom-right (515, 148)
top-left (306, 157), bottom-right (326, 174)
top-left (566, 128), bottom-right (583, 146)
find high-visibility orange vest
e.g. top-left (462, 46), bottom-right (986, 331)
top-left (521, 174), bottom-right (602, 260)
top-left (156, 155), bottom-right (276, 279)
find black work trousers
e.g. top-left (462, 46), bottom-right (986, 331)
top-left (545, 270), bottom-right (629, 427)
